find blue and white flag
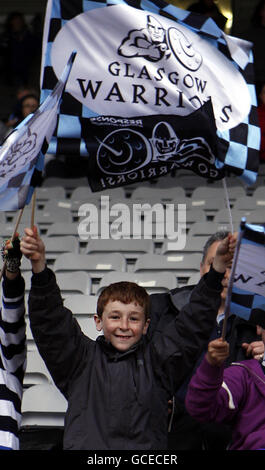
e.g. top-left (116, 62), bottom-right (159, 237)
top-left (40, 0), bottom-right (260, 192)
top-left (229, 221), bottom-right (265, 328)
top-left (0, 51), bottom-right (76, 211)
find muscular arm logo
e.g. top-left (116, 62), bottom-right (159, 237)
top-left (118, 14), bottom-right (202, 70)
top-left (118, 15), bottom-right (170, 62)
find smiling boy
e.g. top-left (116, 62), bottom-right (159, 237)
top-left (94, 283), bottom-right (150, 352)
top-left (21, 226), bottom-right (236, 450)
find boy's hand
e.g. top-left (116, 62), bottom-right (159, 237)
top-left (20, 226), bottom-right (46, 273)
top-left (206, 338), bottom-right (229, 367)
top-left (212, 232), bottom-right (237, 273)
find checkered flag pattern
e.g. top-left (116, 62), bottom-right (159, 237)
top-left (41, 0), bottom-right (260, 186)
top-left (230, 222), bottom-right (265, 328)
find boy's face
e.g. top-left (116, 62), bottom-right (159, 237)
top-left (94, 300), bottom-right (149, 352)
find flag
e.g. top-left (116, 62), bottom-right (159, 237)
top-left (40, 0), bottom-right (260, 192)
top-left (229, 220), bottom-right (265, 328)
top-left (0, 51), bottom-right (76, 211)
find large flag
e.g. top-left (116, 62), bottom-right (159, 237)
top-left (229, 220), bottom-right (265, 328)
top-left (40, 0), bottom-right (260, 192)
top-left (0, 51), bottom-right (76, 211)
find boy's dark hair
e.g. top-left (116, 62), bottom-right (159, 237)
top-left (201, 230), bottom-right (229, 265)
top-left (97, 281), bottom-right (150, 320)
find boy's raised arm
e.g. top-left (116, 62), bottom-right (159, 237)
top-left (20, 227), bottom-right (90, 396)
top-left (152, 233), bottom-right (237, 392)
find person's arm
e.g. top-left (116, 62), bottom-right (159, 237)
top-left (0, 237), bottom-right (26, 449)
top-left (152, 234), bottom-right (237, 391)
top-left (185, 338), bottom-right (243, 424)
top-left (20, 227), bottom-right (93, 397)
top-left (1, 269), bottom-right (26, 370)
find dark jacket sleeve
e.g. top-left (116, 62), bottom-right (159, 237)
top-left (28, 267), bottom-right (93, 397)
top-left (151, 266), bottom-right (224, 394)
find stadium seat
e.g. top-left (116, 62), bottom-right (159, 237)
top-left (43, 199), bottom-right (73, 212)
top-left (128, 196), bottom-right (191, 212)
top-left (18, 206), bottom-right (73, 227)
top-left (85, 238), bottom-right (154, 259)
top-left (46, 222), bottom-right (79, 237)
top-left (45, 235), bottom-right (78, 258)
top-left (64, 294), bottom-right (98, 314)
top-left (35, 186), bottom-right (66, 204)
top-left (183, 208), bottom-right (207, 225)
top-left (75, 316), bottom-right (102, 340)
top-left (53, 253), bottom-right (127, 279)
top-left (133, 253), bottom-right (201, 284)
top-left (130, 186), bottom-right (186, 202)
top-left (140, 204), bottom-right (206, 227)
top-left (97, 271), bottom-right (178, 294)
top-left (188, 221), bottom-right (232, 237)
top-left (214, 208), bottom-right (253, 225)
top-left (191, 185), bottom-right (245, 201)
top-left (23, 271), bottom-right (92, 296)
top-left (190, 196), bottom-right (227, 212)
top-left (247, 209), bottom-right (265, 225)
top-left (25, 318), bottom-right (35, 351)
top-left (0, 223), bottom-right (29, 239)
top-left (24, 350), bottom-right (54, 387)
top-left (161, 235), bottom-right (208, 255)
top-left (187, 272), bottom-right (201, 285)
top-left (233, 196), bottom-right (265, 211)
top-left (21, 384), bottom-right (67, 427)
top-left (0, 212), bottom-right (6, 223)
top-left (71, 186), bottom-right (126, 202)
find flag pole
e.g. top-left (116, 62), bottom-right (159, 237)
top-left (222, 178), bottom-right (233, 234)
top-left (221, 218), bottom-right (246, 340)
top-left (0, 207), bottom-right (25, 281)
top-left (31, 190), bottom-right (36, 229)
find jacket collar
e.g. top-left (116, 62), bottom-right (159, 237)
top-left (96, 335), bottom-right (145, 361)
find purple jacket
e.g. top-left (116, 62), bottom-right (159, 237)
top-left (185, 357), bottom-right (265, 450)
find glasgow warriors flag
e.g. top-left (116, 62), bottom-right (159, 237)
top-left (0, 51), bottom-right (76, 211)
top-left (41, 0), bottom-right (260, 191)
top-left (230, 221), bottom-right (265, 328)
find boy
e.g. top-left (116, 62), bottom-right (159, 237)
top-left (21, 226), bottom-right (236, 450)
top-left (185, 330), bottom-right (265, 450)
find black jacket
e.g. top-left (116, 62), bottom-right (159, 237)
top-left (149, 284), bottom-right (261, 366)
top-left (28, 266), bottom-right (224, 450)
